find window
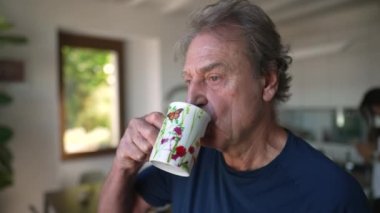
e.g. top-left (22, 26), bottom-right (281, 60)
top-left (58, 31), bottom-right (125, 159)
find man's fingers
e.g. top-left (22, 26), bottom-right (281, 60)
top-left (138, 124), bottom-right (160, 146)
top-left (129, 116), bottom-right (160, 146)
top-left (114, 113), bottom-right (164, 172)
top-left (124, 139), bottom-right (147, 162)
top-left (118, 135), bottom-right (139, 160)
top-left (133, 133), bottom-right (153, 154)
top-left (145, 112), bottom-right (165, 129)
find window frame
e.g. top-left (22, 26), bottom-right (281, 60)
top-left (58, 31), bottom-right (125, 160)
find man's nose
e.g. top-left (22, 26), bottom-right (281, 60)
top-left (186, 81), bottom-right (208, 108)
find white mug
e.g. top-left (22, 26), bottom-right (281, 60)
top-left (149, 102), bottom-right (211, 177)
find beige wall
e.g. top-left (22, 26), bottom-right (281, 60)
top-left (0, 0), bottom-right (379, 212)
top-left (0, 0), bottom-right (166, 212)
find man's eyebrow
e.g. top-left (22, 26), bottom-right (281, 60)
top-left (183, 62), bottom-right (226, 75)
top-left (200, 62), bottom-right (225, 73)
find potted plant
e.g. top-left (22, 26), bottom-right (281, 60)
top-left (0, 92), bottom-right (13, 190)
top-left (0, 15), bottom-right (27, 45)
top-left (0, 15), bottom-right (27, 189)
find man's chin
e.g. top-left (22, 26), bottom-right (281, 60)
top-left (200, 138), bottom-right (212, 147)
top-left (200, 134), bottom-right (217, 148)
top-left (200, 124), bottom-right (219, 148)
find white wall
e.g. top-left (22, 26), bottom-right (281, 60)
top-left (159, 15), bottom-right (188, 109)
top-left (278, 0), bottom-right (380, 108)
top-left (0, 0), bottom-right (165, 212)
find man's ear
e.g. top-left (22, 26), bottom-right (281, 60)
top-left (262, 61), bottom-right (279, 102)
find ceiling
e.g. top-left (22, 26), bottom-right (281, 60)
top-left (121, 0), bottom-right (378, 24)
top-left (121, 0), bottom-right (216, 14)
top-left (121, 0), bottom-right (378, 61)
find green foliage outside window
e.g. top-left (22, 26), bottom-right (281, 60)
top-left (62, 46), bottom-right (112, 132)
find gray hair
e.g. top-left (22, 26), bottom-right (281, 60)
top-left (177, 0), bottom-right (292, 102)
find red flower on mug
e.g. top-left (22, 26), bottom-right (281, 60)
top-left (188, 146), bottom-right (195, 154)
top-left (171, 145), bottom-right (187, 160)
top-left (176, 146), bottom-right (186, 157)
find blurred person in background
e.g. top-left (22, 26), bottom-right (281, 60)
top-left (356, 87), bottom-right (380, 212)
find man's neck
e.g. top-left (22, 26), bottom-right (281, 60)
top-left (222, 119), bottom-right (287, 172)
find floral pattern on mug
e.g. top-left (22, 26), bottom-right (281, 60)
top-left (150, 102), bottom-right (210, 176)
top-left (153, 106), bottom-right (186, 160)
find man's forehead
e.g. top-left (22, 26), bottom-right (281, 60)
top-left (182, 25), bottom-right (249, 75)
top-left (183, 35), bottom-right (227, 71)
top-left (184, 25), bottom-right (248, 65)
top-left (197, 24), bottom-right (245, 43)
top-left (185, 29), bottom-right (245, 59)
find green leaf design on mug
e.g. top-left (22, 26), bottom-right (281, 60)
top-left (198, 109), bottom-right (204, 119)
top-left (179, 161), bottom-right (189, 172)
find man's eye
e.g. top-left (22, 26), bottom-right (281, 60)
top-left (208, 75), bottom-right (220, 82)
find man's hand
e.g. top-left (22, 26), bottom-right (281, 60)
top-left (98, 112), bottom-right (164, 213)
top-left (115, 112), bottom-right (164, 175)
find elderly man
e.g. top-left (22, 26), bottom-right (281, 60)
top-left (99, 0), bottom-right (369, 212)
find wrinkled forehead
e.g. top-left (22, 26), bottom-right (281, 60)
top-left (192, 24), bottom-right (247, 48)
top-left (185, 24), bottom-right (250, 62)
top-left (184, 26), bottom-right (250, 72)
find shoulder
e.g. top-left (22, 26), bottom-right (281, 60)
top-left (284, 133), bottom-right (368, 207)
top-left (285, 133), bottom-right (354, 184)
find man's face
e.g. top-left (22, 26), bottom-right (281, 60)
top-left (183, 27), bottom-right (270, 151)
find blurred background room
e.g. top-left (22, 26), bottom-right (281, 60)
top-left (0, 0), bottom-right (379, 212)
